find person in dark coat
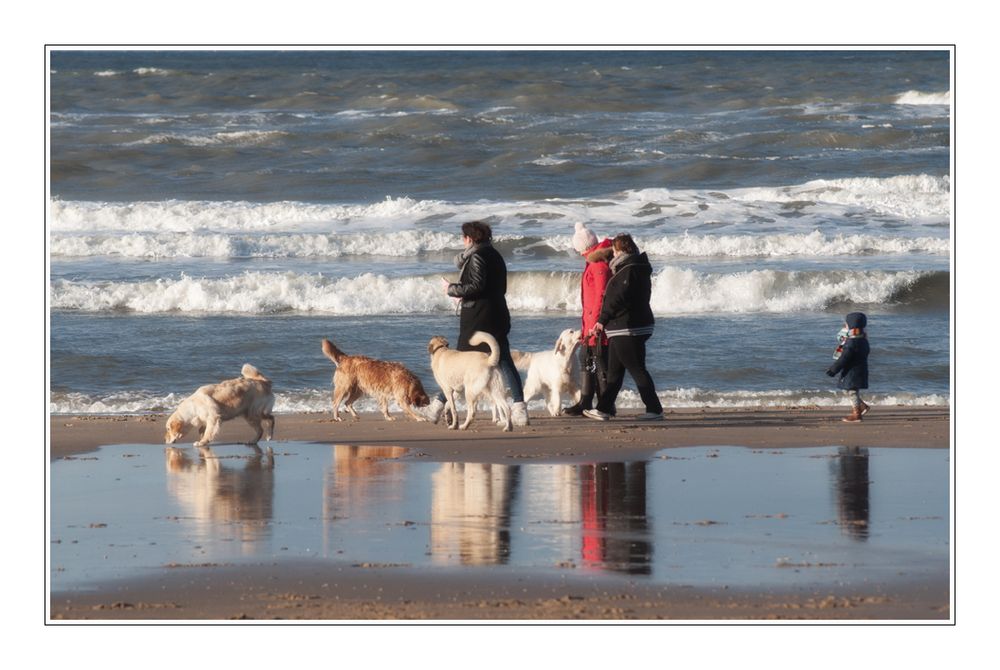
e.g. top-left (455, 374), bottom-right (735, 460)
top-left (426, 220), bottom-right (529, 426)
top-left (827, 311), bottom-right (871, 423)
top-left (583, 233), bottom-right (663, 421)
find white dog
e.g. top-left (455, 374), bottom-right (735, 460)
top-left (427, 331), bottom-right (512, 432)
top-left (511, 328), bottom-right (582, 417)
top-left (165, 364), bottom-right (275, 447)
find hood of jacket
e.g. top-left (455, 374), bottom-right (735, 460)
top-left (584, 239), bottom-right (613, 263)
top-left (610, 251), bottom-right (652, 277)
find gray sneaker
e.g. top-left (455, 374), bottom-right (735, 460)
top-left (635, 412), bottom-right (664, 421)
top-left (511, 401), bottom-right (530, 427)
top-left (583, 409), bottom-right (611, 421)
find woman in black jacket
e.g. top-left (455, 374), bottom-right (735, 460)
top-left (584, 234), bottom-right (663, 421)
top-left (427, 221), bottom-right (529, 426)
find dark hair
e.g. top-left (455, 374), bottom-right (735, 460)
top-left (461, 220), bottom-right (493, 244)
top-left (612, 233), bottom-right (639, 255)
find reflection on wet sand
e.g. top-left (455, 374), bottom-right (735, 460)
top-left (324, 446), bottom-right (410, 522)
top-left (832, 447), bottom-right (871, 540)
top-left (431, 463), bottom-right (521, 565)
top-left (164, 446), bottom-right (274, 552)
top-left (579, 463), bottom-right (652, 575)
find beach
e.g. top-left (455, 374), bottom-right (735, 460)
top-left (49, 407), bottom-right (950, 621)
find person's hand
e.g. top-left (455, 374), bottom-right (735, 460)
top-left (440, 276), bottom-right (451, 294)
top-left (590, 322), bottom-right (605, 337)
top-left (826, 368), bottom-right (835, 377)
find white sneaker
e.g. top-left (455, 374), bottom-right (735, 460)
top-left (511, 401), bottom-right (530, 427)
top-left (423, 397), bottom-right (446, 424)
top-left (635, 412), bottom-right (664, 421)
top-left (583, 409), bottom-right (611, 421)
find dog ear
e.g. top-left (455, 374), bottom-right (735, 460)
top-left (554, 335), bottom-right (565, 356)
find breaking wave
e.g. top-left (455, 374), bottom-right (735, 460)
top-left (50, 268), bottom-right (949, 315)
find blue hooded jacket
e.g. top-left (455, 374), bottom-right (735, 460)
top-left (827, 312), bottom-right (869, 390)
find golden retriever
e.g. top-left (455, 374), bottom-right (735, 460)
top-left (164, 364), bottom-right (275, 447)
top-left (321, 339), bottom-right (430, 421)
top-left (427, 331), bottom-right (512, 432)
top-left (511, 328), bottom-right (582, 417)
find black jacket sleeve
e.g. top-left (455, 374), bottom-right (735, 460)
top-left (447, 253), bottom-right (486, 300)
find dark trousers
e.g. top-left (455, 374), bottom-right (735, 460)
top-left (595, 334), bottom-right (662, 415)
top-left (578, 343), bottom-right (609, 409)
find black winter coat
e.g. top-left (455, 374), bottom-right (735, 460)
top-left (598, 252), bottom-right (655, 335)
top-left (447, 243), bottom-right (511, 350)
top-left (827, 337), bottom-right (870, 390)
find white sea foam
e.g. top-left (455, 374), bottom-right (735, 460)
top-left (50, 173), bottom-right (951, 238)
top-left (895, 90), bottom-right (951, 105)
top-left (133, 67), bottom-right (172, 76)
top-left (124, 130), bottom-right (288, 147)
top-left (48, 387), bottom-right (949, 415)
top-left (50, 229), bottom-right (948, 260)
top-left (93, 70), bottom-right (120, 77)
top-left (727, 174), bottom-right (951, 220)
top-left (50, 268), bottom-right (936, 315)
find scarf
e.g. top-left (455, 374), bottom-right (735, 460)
top-left (455, 241), bottom-right (488, 271)
top-left (609, 251), bottom-right (633, 275)
top-left (833, 326), bottom-right (866, 360)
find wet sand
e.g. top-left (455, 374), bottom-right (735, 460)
top-left (49, 407), bottom-right (951, 621)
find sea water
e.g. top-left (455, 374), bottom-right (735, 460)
top-left (48, 50), bottom-right (951, 414)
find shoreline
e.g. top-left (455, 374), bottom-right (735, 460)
top-left (48, 406), bottom-right (951, 621)
top-left (50, 406), bottom-right (950, 461)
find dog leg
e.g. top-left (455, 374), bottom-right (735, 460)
top-left (378, 396), bottom-right (395, 421)
top-left (247, 416), bottom-right (263, 445)
top-left (196, 416), bottom-right (222, 447)
top-left (345, 387), bottom-right (363, 420)
top-left (262, 413), bottom-right (275, 441)
top-left (460, 390), bottom-right (477, 430)
top-left (446, 390), bottom-right (459, 430)
top-left (331, 384), bottom-right (348, 422)
top-left (547, 386), bottom-right (563, 417)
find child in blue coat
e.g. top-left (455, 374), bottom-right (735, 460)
top-left (827, 312), bottom-right (870, 423)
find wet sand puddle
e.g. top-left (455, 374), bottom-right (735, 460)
top-left (50, 444), bottom-right (949, 591)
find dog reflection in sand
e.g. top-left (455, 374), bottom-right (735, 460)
top-left (164, 364), bottom-right (275, 447)
top-left (164, 446), bottom-right (275, 550)
top-left (511, 328), bottom-right (582, 417)
top-left (321, 339), bottom-right (430, 421)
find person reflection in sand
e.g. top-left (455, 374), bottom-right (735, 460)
top-left (164, 446), bottom-right (275, 553)
top-left (430, 463), bottom-right (520, 566)
top-left (579, 462), bottom-right (652, 575)
top-left (832, 446), bottom-right (871, 540)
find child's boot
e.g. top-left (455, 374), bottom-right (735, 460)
top-left (842, 408), bottom-right (863, 423)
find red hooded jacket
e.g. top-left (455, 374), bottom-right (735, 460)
top-left (581, 240), bottom-right (612, 346)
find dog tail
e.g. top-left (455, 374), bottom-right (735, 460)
top-left (510, 349), bottom-right (531, 371)
top-left (468, 331), bottom-right (501, 367)
top-left (321, 338), bottom-right (345, 366)
top-left (241, 363), bottom-right (269, 382)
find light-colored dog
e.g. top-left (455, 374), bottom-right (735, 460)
top-left (165, 364), bottom-right (275, 447)
top-left (427, 331), bottom-right (512, 432)
top-left (511, 328), bottom-right (582, 416)
top-left (321, 339), bottom-right (430, 422)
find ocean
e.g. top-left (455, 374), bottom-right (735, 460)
top-left (48, 49), bottom-right (951, 415)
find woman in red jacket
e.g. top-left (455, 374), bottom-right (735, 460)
top-left (563, 222), bottom-right (614, 416)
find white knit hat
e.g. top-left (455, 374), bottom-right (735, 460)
top-left (572, 222), bottom-right (598, 254)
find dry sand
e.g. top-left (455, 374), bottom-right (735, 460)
top-left (48, 406), bottom-right (951, 622)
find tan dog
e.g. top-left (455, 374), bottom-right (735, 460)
top-left (511, 328), bottom-right (582, 417)
top-left (427, 331), bottom-right (512, 432)
top-left (321, 339), bottom-right (430, 421)
top-left (165, 364), bottom-right (275, 447)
